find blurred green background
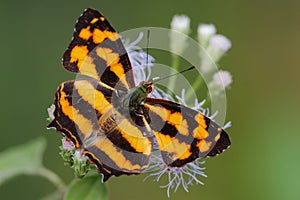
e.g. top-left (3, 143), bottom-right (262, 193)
top-left (1, 0), bottom-right (300, 199)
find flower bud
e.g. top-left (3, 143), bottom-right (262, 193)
top-left (207, 34), bottom-right (232, 62)
top-left (197, 24), bottom-right (216, 48)
top-left (170, 15), bottom-right (191, 55)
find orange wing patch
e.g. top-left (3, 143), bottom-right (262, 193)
top-left (93, 29), bottom-right (118, 44)
top-left (78, 27), bottom-right (92, 40)
top-left (146, 104), bottom-right (189, 136)
top-left (70, 45), bottom-right (89, 64)
top-left (154, 132), bottom-right (192, 161)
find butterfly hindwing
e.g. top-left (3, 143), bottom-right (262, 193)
top-left (48, 78), bottom-right (152, 181)
top-left (62, 8), bottom-right (135, 90)
top-left (48, 79), bottom-right (114, 146)
top-left (84, 107), bottom-right (153, 181)
top-left (144, 98), bottom-right (231, 167)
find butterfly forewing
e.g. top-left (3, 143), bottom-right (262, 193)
top-left (62, 8), bottom-right (135, 90)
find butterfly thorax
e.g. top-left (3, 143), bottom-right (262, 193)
top-left (118, 80), bottom-right (152, 115)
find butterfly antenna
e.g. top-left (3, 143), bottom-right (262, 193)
top-left (153, 66), bottom-right (195, 83)
top-left (146, 29), bottom-right (150, 70)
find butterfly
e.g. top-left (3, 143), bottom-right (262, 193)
top-left (48, 8), bottom-right (231, 182)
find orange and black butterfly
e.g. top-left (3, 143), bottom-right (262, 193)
top-left (48, 8), bottom-right (231, 182)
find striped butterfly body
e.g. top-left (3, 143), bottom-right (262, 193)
top-left (48, 8), bottom-right (231, 181)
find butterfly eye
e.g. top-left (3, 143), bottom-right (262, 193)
top-left (146, 86), bottom-right (152, 93)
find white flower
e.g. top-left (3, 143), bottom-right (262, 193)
top-left (213, 70), bottom-right (232, 88)
top-left (207, 70), bottom-right (232, 97)
top-left (200, 36), bottom-right (231, 74)
top-left (176, 88), bottom-right (206, 113)
top-left (210, 34), bottom-right (232, 52)
top-left (144, 153), bottom-right (207, 198)
top-left (197, 24), bottom-right (216, 48)
top-left (198, 24), bottom-right (216, 38)
top-left (207, 34), bottom-right (232, 62)
top-left (171, 15), bottom-right (191, 34)
top-left (170, 15), bottom-right (191, 55)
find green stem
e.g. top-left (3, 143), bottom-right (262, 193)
top-left (35, 167), bottom-right (66, 190)
top-left (167, 55), bottom-right (180, 93)
top-left (185, 77), bottom-right (203, 101)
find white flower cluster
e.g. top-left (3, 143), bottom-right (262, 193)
top-left (197, 23), bottom-right (232, 95)
top-left (144, 154), bottom-right (207, 198)
top-left (198, 24), bottom-right (232, 64)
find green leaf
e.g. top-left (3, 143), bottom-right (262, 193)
top-left (64, 174), bottom-right (107, 200)
top-left (0, 137), bottom-right (46, 186)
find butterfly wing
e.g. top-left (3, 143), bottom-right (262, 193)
top-left (62, 8), bottom-right (135, 90)
top-left (48, 79), bottom-right (113, 147)
top-left (48, 79), bottom-right (152, 181)
top-left (144, 98), bottom-right (231, 167)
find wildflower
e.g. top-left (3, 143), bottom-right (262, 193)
top-left (198, 25), bottom-right (232, 75)
top-left (59, 137), bottom-right (75, 167)
top-left (176, 88), bottom-right (206, 113)
top-left (61, 137), bottom-right (75, 150)
top-left (170, 15), bottom-right (190, 35)
top-left (207, 34), bottom-right (232, 63)
top-left (212, 70), bottom-right (232, 89)
top-left (144, 153), bottom-right (207, 198)
top-left (197, 24), bottom-right (216, 48)
top-left (170, 15), bottom-right (191, 55)
top-left (72, 149), bottom-right (91, 178)
top-left (208, 70), bottom-right (232, 96)
top-left (60, 139), bottom-right (92, 178)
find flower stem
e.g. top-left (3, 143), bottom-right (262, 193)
top-left (185, 77), bottom-right (203, 101)
top-left (168, 55), bottom-right (180, 93)
top-left (36, 167), bottom-right (66, 190)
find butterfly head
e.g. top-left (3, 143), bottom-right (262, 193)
top-left (124, 80), bottom-right (153, 110)
top-left (139, 80), bottom-right (153, 95)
